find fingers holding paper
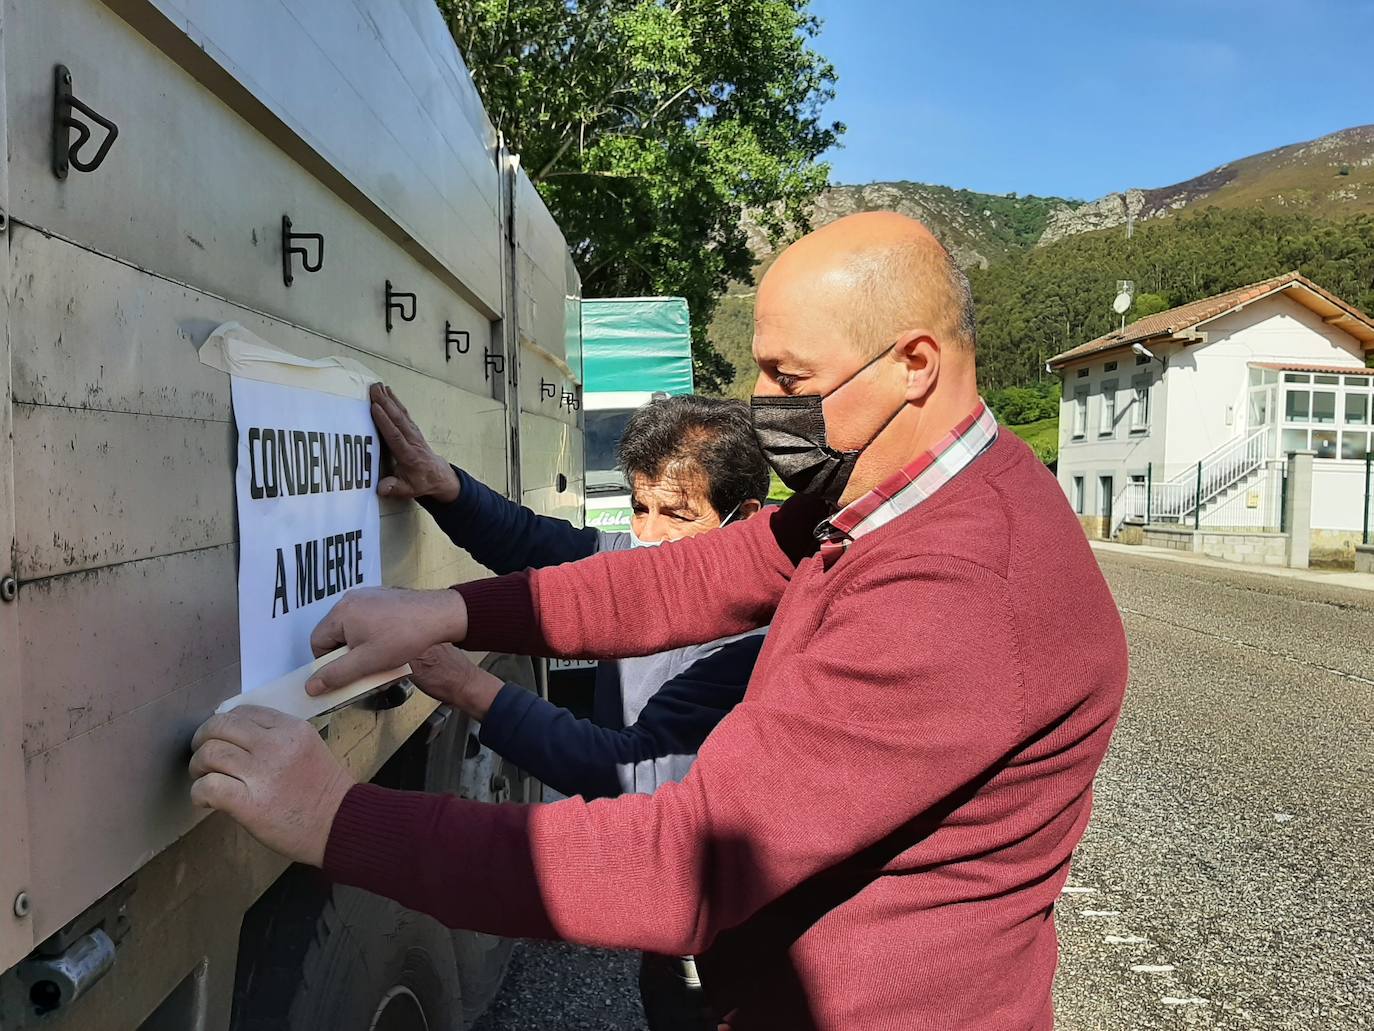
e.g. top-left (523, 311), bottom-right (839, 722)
top-left (306, 586), bottom-right (468, 696)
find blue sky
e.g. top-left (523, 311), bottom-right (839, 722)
top-left (809, 0), bottom-right (1374, 199)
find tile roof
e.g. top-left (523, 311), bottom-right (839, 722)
top-left (1251, 362), bottom-right (1374, 376)
top-left (1048, 272), bottom-right (1374, 368)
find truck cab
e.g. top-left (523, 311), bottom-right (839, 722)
top-left (581, 297), bottom-right (694, 534)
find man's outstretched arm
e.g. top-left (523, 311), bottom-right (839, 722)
top-left (420, 465), bottom-right (599, 573)
top-left (304, 495), bottom-right (823, 694)
top-left (451, 634), bottom-right (764, 799)
top-left (370, 382), bottom-right (597, 572)
top-left (455, 494), bottom-right (824, 662)
top-left (198, 559), bottom-right (1038, 956)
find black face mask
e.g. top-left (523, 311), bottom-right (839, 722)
top-left (750, 343), bottom-right (905, 506)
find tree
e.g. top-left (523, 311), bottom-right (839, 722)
top-left (439, 0), bottom-right (842, 392)
top-left (1130, 293), bottom-right (1171, 321)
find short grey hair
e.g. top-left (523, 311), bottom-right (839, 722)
top-left (846, 239), bottom-right (977, 355)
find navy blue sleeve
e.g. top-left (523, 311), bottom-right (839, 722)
top-left (478, 635), bottom-right (765, 800)
top-left (417, 466), bottom-right (599, 574)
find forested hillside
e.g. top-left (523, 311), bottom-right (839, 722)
top-left (970, 208), bottom-right (1374, 388)
top-left (712, 208), bottom-right (1374, 398)
top-left (709, 125), bottom-right (1374, 399)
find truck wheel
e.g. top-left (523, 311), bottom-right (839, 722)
top-left (453, 930), bottom-right (513, 1026)
top-left (233, 874), bottom-right (460, 1031)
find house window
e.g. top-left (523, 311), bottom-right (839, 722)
top-left (1130, 376), bottom-right (1150, 432)
top-left (1099, 381), bottom-right (1117, 436)
top-left (1072, 389), bottom-right (1088, 438)
top-left (1104, 361), bottom-right (1118, 372)
top-left (1341, 431), bottom-right (1370, 460)
top-left (1345, 393), bottom-right (1369, 426)
top-left (1311, 429), bottom-right (1338, 459)
top-left (1076, 368), bottom-right (1090, 379)
top-left (1312, 391), bottom-right (1337, 424)
top-left (1282, 428), bottom-right (1309, 453)
top-left (1285, 390), bottom-right (1311, 423)
top-left (1072, 476), bottom-right (1085, 513)
top-left (1136, 353), bottom-right (1151, 366)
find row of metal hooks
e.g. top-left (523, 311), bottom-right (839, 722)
top-left (52, 64), bottom-right (571, 399)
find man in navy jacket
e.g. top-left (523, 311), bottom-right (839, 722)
top-left (368, 384), bottom-right (770, 1028)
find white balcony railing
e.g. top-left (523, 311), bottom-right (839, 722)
top-left (1114, 428), bottom-right (1269, 530)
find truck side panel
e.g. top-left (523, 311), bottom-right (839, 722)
top-left (0, 0), bottom-right (36, 968)
top-left (8, 223), bottom-right (508, 956)
top-left (2, 5), bottom-right (584, 1020)
top-left (14, 0), bottom-right (504, 321)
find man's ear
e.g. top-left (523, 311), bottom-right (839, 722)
top-left (737, 499), bottom-right (764, 521)
top-left (895, 330), bottom-right (940, 403)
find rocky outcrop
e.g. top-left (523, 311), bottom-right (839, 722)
top-left (744, 182), bottom-right (1019, 272)
top-left (1038, 189), bottom-right (1146, 245)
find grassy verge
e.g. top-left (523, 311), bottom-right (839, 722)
top-left (1006, 417), bottom-right (1058, 466)
top-left (767, 469), bottom-right (793, 502)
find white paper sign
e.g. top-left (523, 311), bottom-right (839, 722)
top-left (229, 374), bottom-right (382, 694)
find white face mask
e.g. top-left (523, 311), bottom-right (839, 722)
top-left (628, 526), bottom-right (663, 548)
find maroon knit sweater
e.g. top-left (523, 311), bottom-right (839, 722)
top-left (324, 432), bottom-right (1127, 1030)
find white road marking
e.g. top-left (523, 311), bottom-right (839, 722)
top-left (1161, 997), bottom-right (1209, 1006)
top-left (1061, 886), bottom-right (1097, 895)
top-left (1274, 813), bottom-right (1294, 822)
top-left (1104, 935), bottom-right (1149, 945)
top-left (1079, 910), bottom-right (1120, 918)
top-left (1132, 964), bottom-right (1176, 974)
top-left (1116, 604), bottom-right (1374, 687)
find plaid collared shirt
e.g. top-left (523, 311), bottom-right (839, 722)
top-left (816, 401), bottom-right (999, 566)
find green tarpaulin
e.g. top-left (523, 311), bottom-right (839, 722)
top-left (581, 298), bottom-right (692, 395)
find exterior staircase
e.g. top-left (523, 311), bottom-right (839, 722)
top-left (1115, 428), bottom-right (1271, 534)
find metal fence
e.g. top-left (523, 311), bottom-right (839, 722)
top-left (1196, 467), bottom-right (1285, 531)
top-left (1365, 452), bottom-right (1372, 546)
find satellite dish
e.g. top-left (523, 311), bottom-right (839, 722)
top-left (1112, 292), bottom-right (1132, 315)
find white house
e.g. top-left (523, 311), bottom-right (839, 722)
top-left (1049, 272), bottom-right (1374, 556)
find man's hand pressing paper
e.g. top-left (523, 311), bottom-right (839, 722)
top-left (189, 705), bottom-right (352, 867)
top-left (307, 586), bottom-right (468, 696)
top-left (370, 382), bottom-right (460, 503)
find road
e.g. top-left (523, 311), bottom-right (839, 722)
top-left (475, 549), bottom-right (1374, 1029)
top-left (1055, 549), bottom-right (1372, 1030)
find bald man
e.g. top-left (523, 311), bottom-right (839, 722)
top-left (192, 213), bottom-right (1128, 1030)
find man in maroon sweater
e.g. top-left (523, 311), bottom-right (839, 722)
top-left (191, 212), bottom-right (1127, 1029)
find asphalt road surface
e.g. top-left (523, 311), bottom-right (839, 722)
top-left (474, 549), bottom-right (1373, 1029)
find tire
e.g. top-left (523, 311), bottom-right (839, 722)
top-left (233, 654), bottom-right (539, 1030)
top-left (232, 872), bottom-right (460, 1031)
top-left (417, 653), bottom-right (538, 1024)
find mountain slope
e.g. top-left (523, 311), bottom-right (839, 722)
top-left (1041, 124), bottom-right (1374, 242)
top-left (744, 182), bottom-right (1076, 272)
top-left (710, 124), bottom-right (1374, 397)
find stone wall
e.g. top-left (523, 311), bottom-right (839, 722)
top-left (1356, 545), bottom-right (1374, 574)
top-left (1078, 515), bottom-right (1109, 540)
top-left (1310, 529), bottom-right (1368, 563)
top-left (1141, 525), bottom-right (1289, 566)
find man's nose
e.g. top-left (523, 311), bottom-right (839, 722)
top-left (639, 513), bottom-right (666, 542)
